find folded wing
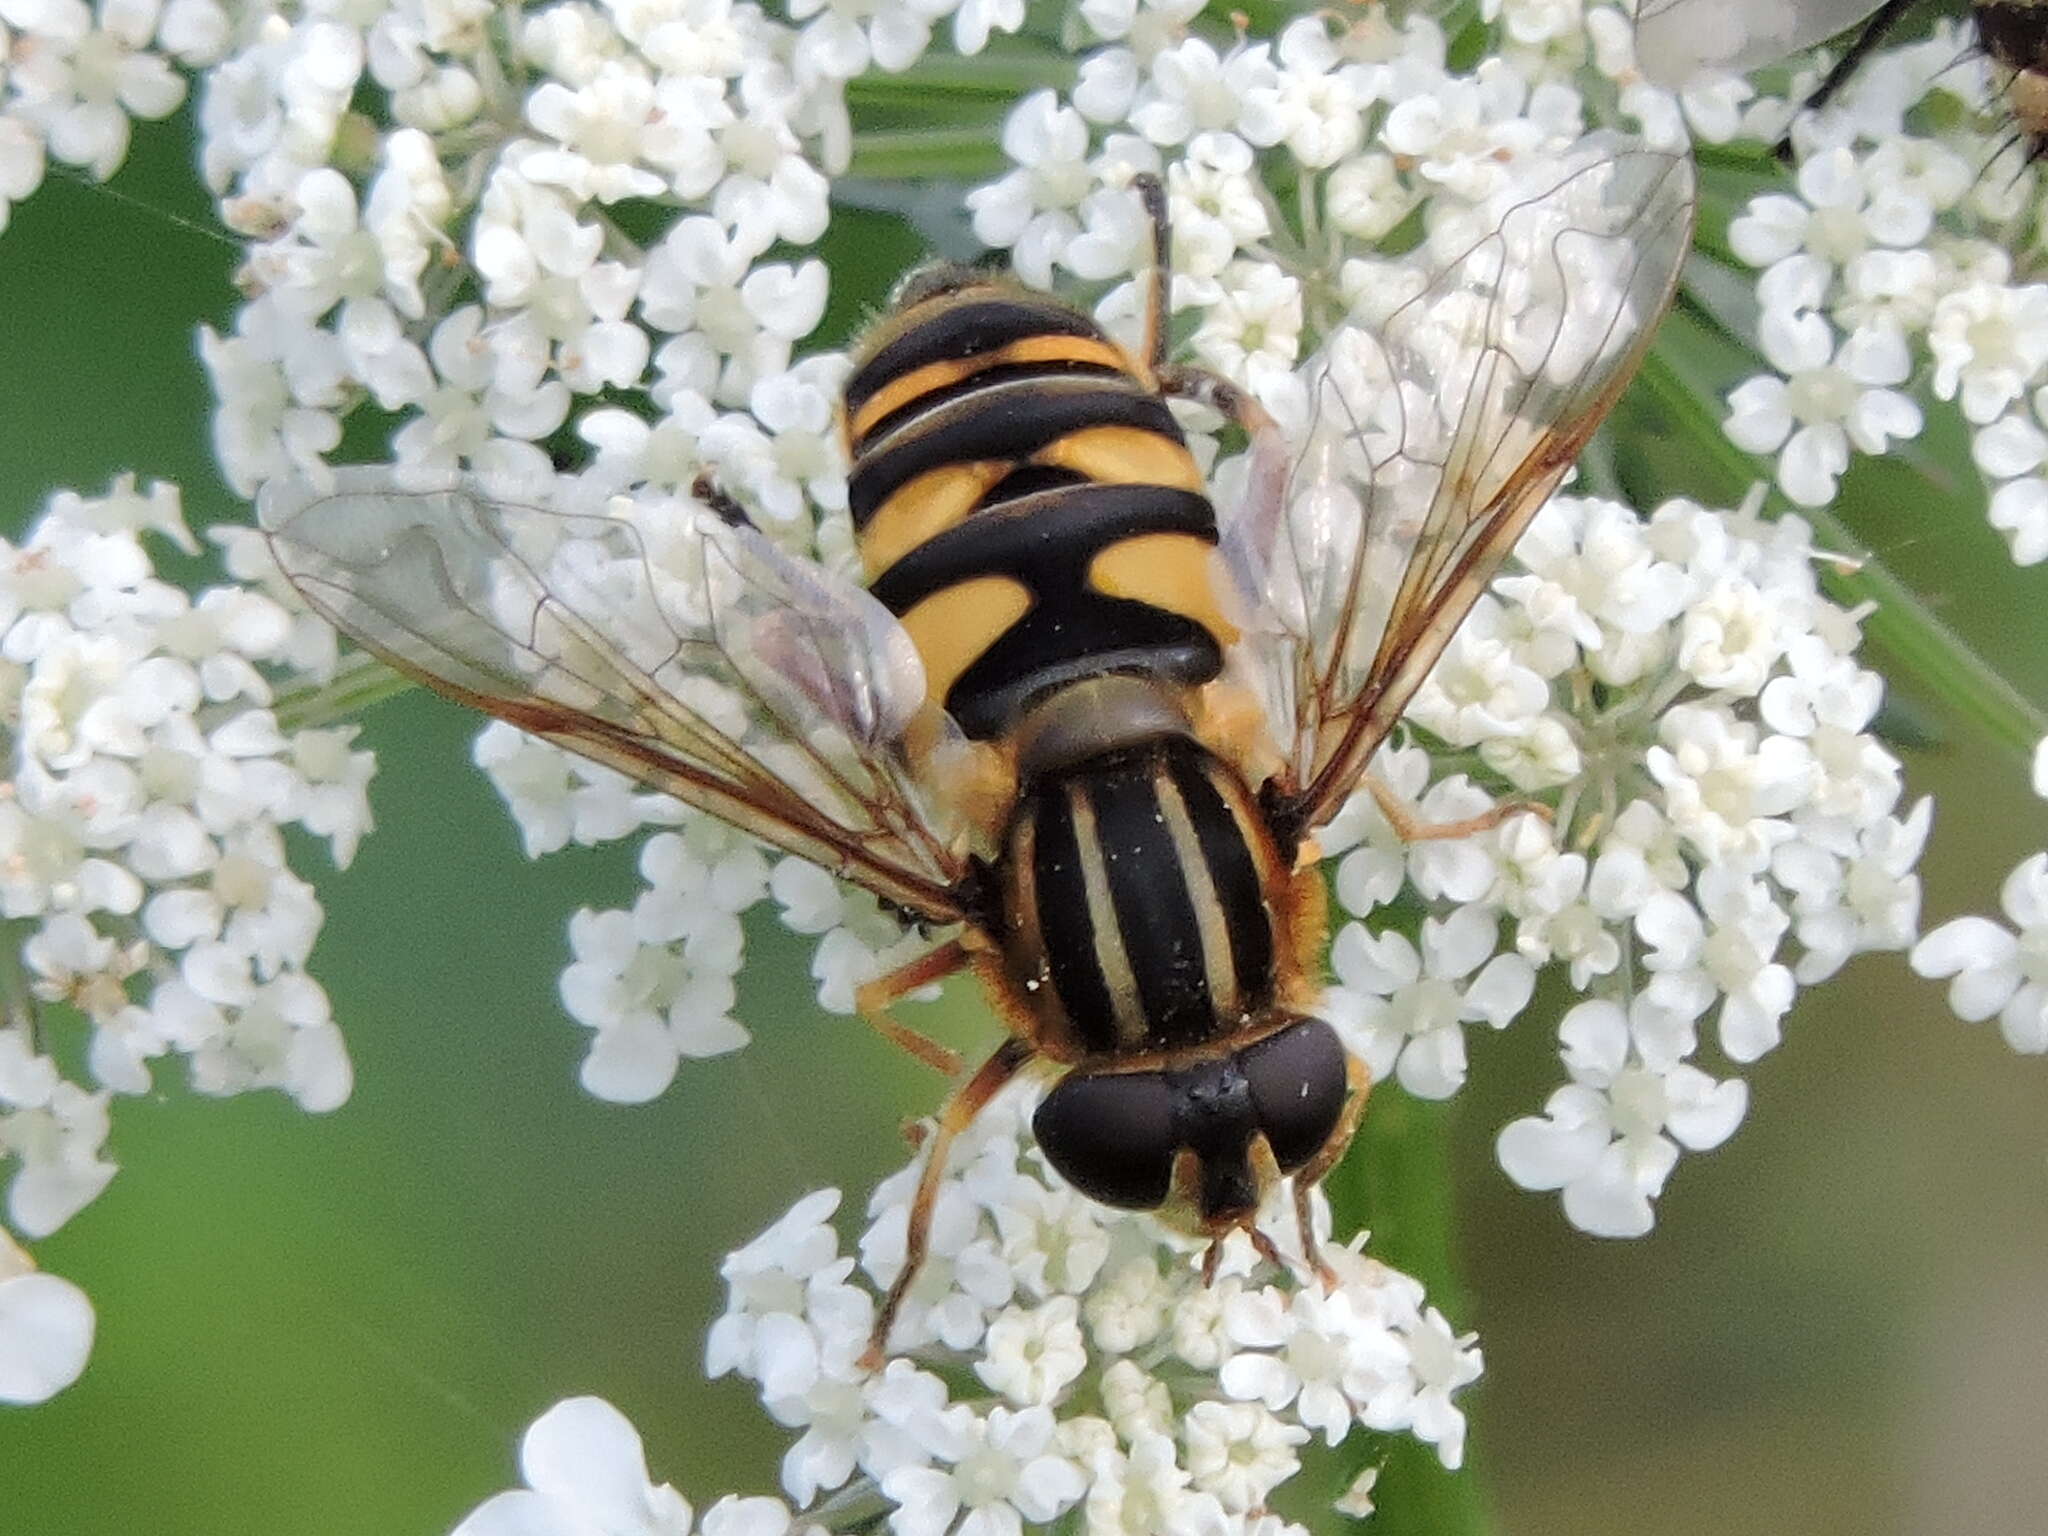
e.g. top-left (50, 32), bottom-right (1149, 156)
top-left (261, 470), bottom-right (974, 923)
top-left (1216, 138), bottom-right (1697, 837)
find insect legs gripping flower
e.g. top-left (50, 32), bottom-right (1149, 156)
top-left (261, 139), bottom-right (1695, 1366)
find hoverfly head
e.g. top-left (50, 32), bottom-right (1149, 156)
top-left (1031, 1016), bottom-right (1353, 1235)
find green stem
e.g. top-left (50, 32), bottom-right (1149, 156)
top-left (844, 128), bottom-right (1010, 183)
top-left (0, 920), bottom-right (40, 1049)
top-left (1801, 501), bottom-right (2048, 753)
top-left (844, 51), bottom-right (1073, 103)
top-left (1323, 1091), bottom-right (1492, 1536)
top-left (1631, 344), bottom-right (2048, 757)
top-left (270, 650), bottom-right (414, 733)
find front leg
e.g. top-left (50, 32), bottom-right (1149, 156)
top-left (854, 939), bottom-right (973, 1077)
top-left (1131, 170), bottom-right (1281, 448)
top-left (862, 1037), bottom-right (1036, 1369)
top-left (1291, 1050), bottom-right (1369, 1289)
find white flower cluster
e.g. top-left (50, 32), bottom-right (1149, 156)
top-left (1714, 20), bottom-right (2048, 562)
top-left (457, 1086), bottom-right (1477, 1536)
top-left (193, 0), bottom-right (1036, 511)
top-left (0, 0), bottom-right (2019, 1520)
top-left (1910, 737), bottom-right (2048, 1056)
top-left (1301, 490), bottom-right (1921, 1237)
top-left (452, 1394), bottom-right (824, 1536)
top-left (184, 0), bottom-right (1035, 1097)
top-left (0, 0), bottom-right (225, 226)
top-left (0, 475), bottom-right (373, 1398)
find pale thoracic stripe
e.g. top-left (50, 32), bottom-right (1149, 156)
top-left (1064, 781), bottom-right (1148, 1048)
top-left (1151, 761), bottom-right (1238, 1022)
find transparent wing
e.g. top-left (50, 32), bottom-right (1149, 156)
top-left (260, 469), bottom-right (973, 923)
top-left (1217, 138), bottom-right (1696, 836)
top-left (1632, 0), bottom-right (1882, 85)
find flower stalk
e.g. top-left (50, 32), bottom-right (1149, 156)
top-left (845, 129), bottom-right (1011, 182)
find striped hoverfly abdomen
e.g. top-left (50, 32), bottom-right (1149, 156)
top-left (842, 270), bottom-right (1238, 741)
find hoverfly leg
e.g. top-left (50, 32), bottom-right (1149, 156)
top-left (863, 1037), bottom-right (1036, 1370)
top-left (1771, 0), bottom-right (1923, 162)
top-left (1367, 773), bottom-right (1553, 844)
top-left (1156, 362), bottom-right (1278, 440)
top-left (1131, 167), bottom-right (1283, 457)
top-left (1289, 1050), bottom-right (1370, 1292)
top-left (1292, 1187), bottom-right (1341, 1292)
top-left (1132, 171), bottom-right (1173, 373)
top-left (1246, 1223), bottom-right (1285, 1272)
top-left (689, 470), bottom-right (757, 530)
top-left (854, 938), bottom-right (974, 1078)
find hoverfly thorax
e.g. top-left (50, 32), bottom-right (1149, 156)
top-left (996, 677), bottom-right (1291, 1058)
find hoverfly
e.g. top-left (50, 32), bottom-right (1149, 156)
top-left (259, 135), bottom-right (1695, 1365)
top-left (1635, 0), bottom-right (2048, 159)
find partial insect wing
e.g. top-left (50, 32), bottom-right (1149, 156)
top-left (1631, 0), bottom-right (1885, 86)
top-left (1217, 136), bottom-right (1697, 834)
top-left (259, 468), bottom-right (972, 922)
top-left (701, 519), bottom-right (931, 752)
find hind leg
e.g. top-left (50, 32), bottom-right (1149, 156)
top-left (1369, 774), bottom-right (1554, 844)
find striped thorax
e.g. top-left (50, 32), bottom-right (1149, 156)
top-left (998, 681), bottom-right (1288, 1061)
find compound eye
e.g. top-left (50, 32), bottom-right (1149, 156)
top-left (1032, 1069), bottom-right (1175, 1210)
top-left (1239, 1017), bottom-right (1349, 1174)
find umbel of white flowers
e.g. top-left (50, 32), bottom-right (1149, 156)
top-left (0, 0), bottom-right (2042, 1532)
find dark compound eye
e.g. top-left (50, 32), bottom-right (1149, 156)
top-left (1239, 1016), bottom-right (1348, 1174)
top-left (1032, 1068), bottom-right (1175, 1210)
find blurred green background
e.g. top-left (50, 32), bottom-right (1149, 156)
top-left (1, 104), bottom-right (2044, 1536)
